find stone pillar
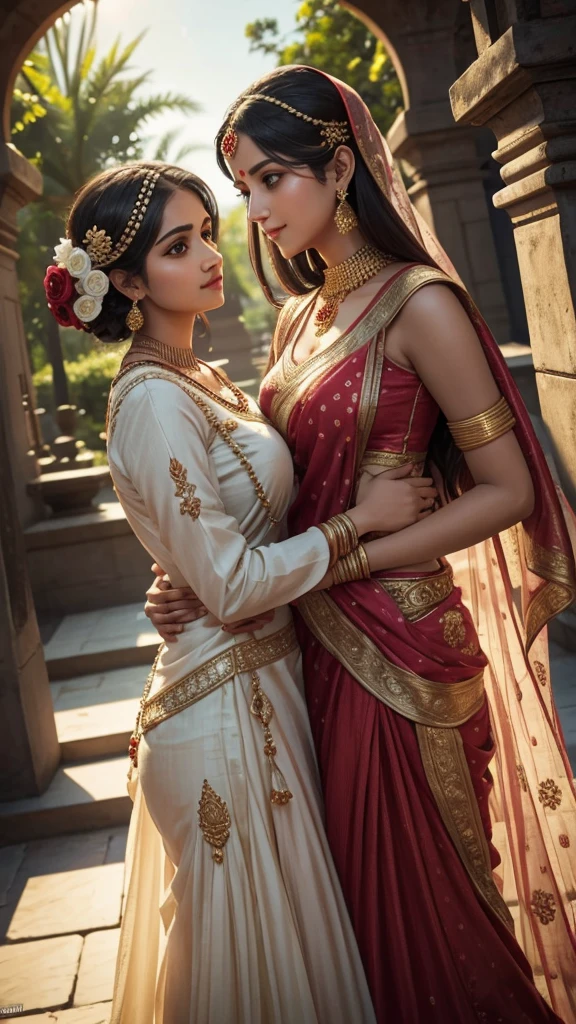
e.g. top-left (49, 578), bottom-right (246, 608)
top-left (450, 4), bottom-right (576, 503)
top-left (388, 113), bottom-right (511, 340)
top-left (345, 0), bottom-right (512, 340)
top-left (0, 142), bottom-right (59, 798)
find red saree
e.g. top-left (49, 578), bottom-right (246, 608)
top-left (259, 262), bottom-right (576, 1023)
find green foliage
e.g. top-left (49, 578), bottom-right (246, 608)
top-left (11, 6), bottom-right (199, 197)
top-left (245, 0), bottom-right (403, 135)
top-left (33, 346), bottom-right (127, 447)
top-left (12, 2), bottom-right (202, 404)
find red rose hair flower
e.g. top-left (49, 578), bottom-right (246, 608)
top-left (44, 264), bottom-right (87, 332)
top-left (44, 265), bottom-right (75, 304)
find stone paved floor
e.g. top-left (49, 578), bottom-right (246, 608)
top-left (0, 645), bottom-right (573, 1019)
top-left (0, 827), bottom-right (127, 1020)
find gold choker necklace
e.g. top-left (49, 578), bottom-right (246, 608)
top-left (315, 244), bottom-right (393, 337)
top-left (131, 333), bottom-right (200, 371)
top-left (127, 332), bottom-right (250, 416)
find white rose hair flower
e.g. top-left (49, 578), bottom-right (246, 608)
top-left (82, 269), bottom-right (110, 298)
top-left (53, 238), bottom-right (74, 267)
top-left (75, 278), bottom-right (86, 295)
top-left (73, 294), bottom-right (103, 323)
top-left (67, 247), bottom-right (92, 278)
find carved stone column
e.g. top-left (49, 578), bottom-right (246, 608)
top-left (0, 142), bottom-right (59, 798)
top-left (345, 0), bottom-right (512, 340)
top-left (450, 4), bottom-right (576, 503)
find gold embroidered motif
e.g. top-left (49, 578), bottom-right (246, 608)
top-left (417, 724), bottom-right (514, 932)
top-left (298, 591), bottom-right (485, 728)
top-left (250, 672), bottom-right (293, 806)
top-left (378, 566), bottom-right (454, 623)
top-left (198, 780), bottom-right (231, 864)
top-left (140, 622), bottom-right (297, 734)
top-left (440, 609), bottom-right (467, 648)
top-left (538, 778), bottom-right (562, 810)
top-left (461, 640), bottom-right (480, 656)
top-left (169, 458), bottom-right (201, 519)
top-left (533, 660), bottom-right (547, 686)
top-left (107, 368), bottom-right (279, 525)
top-left (530, 889), bottom-right (556, 925)
top-left (516, 764), bottom-right (528, 792)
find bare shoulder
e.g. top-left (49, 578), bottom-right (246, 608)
top-left (400, 280), bottom-right (468, 327)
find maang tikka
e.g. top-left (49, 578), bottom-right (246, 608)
top-left (334, 189), bottom-right (358, 235)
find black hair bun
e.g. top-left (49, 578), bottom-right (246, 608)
top-left (90, 285), bottom-right (133, 343)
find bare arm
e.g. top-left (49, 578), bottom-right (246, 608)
top-left (361, 283), bottom-right (534, 572)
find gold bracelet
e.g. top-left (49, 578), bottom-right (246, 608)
top-left (317, 512), bottom-right (359, 569)
top-left (317, 520), bottom-right (341, 570)
top-left (448, 396), bottom-right (515, 452)
top-left (332, 545), bottom-right (371, 585)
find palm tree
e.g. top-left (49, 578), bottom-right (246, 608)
top-left (12, 1), bottom-right (202, 404)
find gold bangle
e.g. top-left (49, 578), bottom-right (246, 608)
top-left (448, 396), bottom-right (515, 452)
top-left (330, 513), bottom-right (359, 555)
top-left (318, 512), bottom-right (359, 568)
top-left (317, 521), bottom-right (340, 570)
top-left (356, 543), bottom-right (371, 579)
top-left (332, 546), bottom-right (371, 585)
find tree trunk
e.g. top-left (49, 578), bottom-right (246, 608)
top-left (45, 316), bottom-right (69, 406)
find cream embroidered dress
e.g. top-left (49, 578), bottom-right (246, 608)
top-left (107, 365), bottom-right (375, 1024)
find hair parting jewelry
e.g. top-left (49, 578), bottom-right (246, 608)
top-left (220, 94), bottom-right (350, 160)
top-left (315, 244), bottom-right (393, 337)
top-left (448, 395), bottom-right (516, 451)
top-left (83, 170), bottom-right (161, 268)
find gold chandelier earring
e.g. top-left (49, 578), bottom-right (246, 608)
top-left (334, 188), bottom-right (358, 235)
top-left (126, 299), bottom-right (144, 333)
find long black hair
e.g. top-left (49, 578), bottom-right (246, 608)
top-left (66, 161), bottom-right (219, 343)
top-left (216, 66), bottom-right (438, 306)
top-left (216, 66), bottom-right (464, 497)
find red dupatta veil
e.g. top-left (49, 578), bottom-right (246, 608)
top-left (271, 69), bottom-right (576, 1015)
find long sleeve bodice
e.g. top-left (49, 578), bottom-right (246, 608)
top-left (107, 367), bottom-right (330, 629)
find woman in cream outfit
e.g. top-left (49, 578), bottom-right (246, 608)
top-left (50, 159), bottom-right (432, 1023)
top-left (107, 366), bottom-right (374, 1023)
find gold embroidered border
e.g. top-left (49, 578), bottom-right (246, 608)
top-left (524, 538), bottom-right (576, 650)
top-left (298, 591), bottom-right (485, 727)
top-left (360, 449), bottom-right (428, 471)
top-left (355, 329), bottom-right (386, 473)
top-left (107, 365), bottom-right (267, 442)
top-left (268, 266), bottom-right (452, 441)
top-left (416, 724), bottom-right (514, 933)
top-left (377, 565), bottom-right (454, 622)
top-left (140, 622), bottom-right (297, 733)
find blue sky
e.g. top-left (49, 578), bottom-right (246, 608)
top-left (91, 0), bottom-right (298, 210)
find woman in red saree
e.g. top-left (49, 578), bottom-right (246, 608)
top-left (149, 66), bottom-right (576, 1022)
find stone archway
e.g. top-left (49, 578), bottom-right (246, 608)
top-left (343, 0), bottom-right (513, 342)
top-left (0, 0), bottom-right (81, 800)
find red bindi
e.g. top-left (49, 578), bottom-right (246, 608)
top-left (238, 169), bottom-right (246, 178)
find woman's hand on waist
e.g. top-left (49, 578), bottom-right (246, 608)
top-left (348, 463), bottom-right (438, 536)
top-left (145, 564), bottom-right (275, 642)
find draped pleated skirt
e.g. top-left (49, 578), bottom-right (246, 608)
top-left (110, 644), bottom-right (375, 1024)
